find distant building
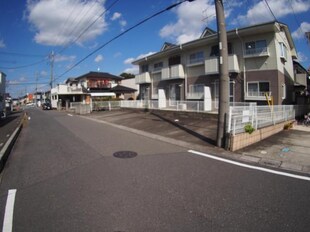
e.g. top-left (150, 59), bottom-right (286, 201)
top-left (50, 71), bottom-right (137, 109)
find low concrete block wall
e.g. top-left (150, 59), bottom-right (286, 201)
top-left (229, 120), bottom-right (293, 151)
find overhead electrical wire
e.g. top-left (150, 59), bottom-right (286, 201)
top-left (55, 0), bottom-right (196, 82)
top-left (0, 51), bottom-right (46, 58)
top-left (57, 0), bottom-right (121, 55)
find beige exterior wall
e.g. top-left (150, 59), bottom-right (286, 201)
top-left (275, 30), bottom-right (295, 81)
top-left (135, 22), bottom-right (297, 105)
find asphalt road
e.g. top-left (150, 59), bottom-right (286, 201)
top-left (0, 108), bottom-right (309, 231)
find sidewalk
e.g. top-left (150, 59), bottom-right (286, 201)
top-left (84, 109), bottom-right (310, 175)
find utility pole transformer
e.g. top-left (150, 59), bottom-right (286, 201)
top-left (215, 0), bottom-right (230, 148)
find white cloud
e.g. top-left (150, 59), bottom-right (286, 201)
top-left (0, 39), bottom-right (5, 48)
top-left (123, 52), bottom-right (155, 74)
top-left (292, 22), bottom-right (310, 39)
top-left (94, 54), bottom-right (103, 63)
top-left (26, 0), bottom-right (107, 46)
top-left (110, 12), bottom-right (127, 30)
top-left (113, 52), bottom-right (122, 58)
top-left (159, 0), bottom-right (216, 44)
top-left (123, 66), bottom-right (139, 74)
top-left (124, 52), bottom-right (155, 64)
top-left (124, 58), bottom-right (135, 64)
top-left (119, 20), bottom-right (127, 27)
top-left (297, 51), bottom-right (308, 63)
top-left (236, 0), bottom-right (310, 26)
top-left (54, 54), bottom-right (76, 63)
top-left (111, 12), bottom-right (121, 21)
top-left (40, 70), bottom-right (48, 77)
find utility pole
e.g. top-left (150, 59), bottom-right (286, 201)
top-left (215, 0), bottom-right (229, 148)
top-left (35, 72), bottom-right (38, 106)
top-left (49, 51), bottom-right (54, 90)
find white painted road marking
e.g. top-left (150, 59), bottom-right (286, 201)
top-left (2, 189), bottom-right (17, 232)
top-left (188, 150), bottom-right (310, 181)
top-left (67, 114), bottom-right (73, 117)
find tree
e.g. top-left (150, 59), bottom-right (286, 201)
top-left (120, 72), bottom-right (135, 79)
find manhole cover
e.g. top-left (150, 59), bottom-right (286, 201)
top-left (113, 151), bottom-right (138, 159)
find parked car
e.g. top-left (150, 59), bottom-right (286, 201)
top-left (42, 102), bottom-right (52, 110)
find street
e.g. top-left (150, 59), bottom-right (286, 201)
top-left (0, 108), bottom-right (310, 231)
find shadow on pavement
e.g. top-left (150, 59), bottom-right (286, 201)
top-left (151, 112), bottom-right (216, 146)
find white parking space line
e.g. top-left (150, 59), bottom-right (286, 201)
top-left (188, 150), bottom-right (310, 181)
top-left (2, 189), bottom-right (17, 232)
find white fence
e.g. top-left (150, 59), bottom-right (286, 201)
top-left (228, 105), bottom-right (295, 135)
top-left (92, 101), bottom-right (121, 111)
top-left (120, 100), bottom-right (207, 112)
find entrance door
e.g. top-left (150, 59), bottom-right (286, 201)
top-left (214, 80), bottom-right (235, 109)
top-left (169, 84), bottom-right (181, 106)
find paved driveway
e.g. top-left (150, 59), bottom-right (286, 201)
top-left (238, 125), bottom-right (310, 173)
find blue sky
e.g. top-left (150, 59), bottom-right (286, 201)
top-left (0, 0), bottom-right (309, 98)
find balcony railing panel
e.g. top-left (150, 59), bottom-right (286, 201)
top-left (205, 54), bottom-right (240, 75)
top-left (135, 72), bottom-right (151, 84)
top-left (162, 64), bottom-right (185, 80)
top-left (244, 47), bottom-right (269, 58)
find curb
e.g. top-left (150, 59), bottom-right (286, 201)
top-left (0, 114), bottom-right (24, 173)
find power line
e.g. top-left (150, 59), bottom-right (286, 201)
top-left (0, 51), bottom-right (45, 58)
top-left (55, 0), bottom-right (196, 81)
top-left (6, 82), bottom-right (48, 86)
top-left (263, 0), bottom-right (277, 21)
top-left (57, 0), bottom-right (121, 55)
top-left (58, 0), bottom-right (99, 49)
top-left (0, 58), bottom-right (48, 70)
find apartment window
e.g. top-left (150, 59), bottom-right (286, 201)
top-left (210, 43), bottom-right (233, 56)
top-left (141, 64), bottom-right (149, 73)
top-left (188, 84), bottom-right (204, 98)
top-left (247, 81), bottom-right (270, 97)
top-left (169, 55), bottom-right (181, 66)
top-left (189, 51), bottom-right (204, 64)
top-left (279, 42), bottom-right (288, 61)
top-left (153, 62), bottom-right (163, 71)
top-left (245, 40), bottom-right (267, 56)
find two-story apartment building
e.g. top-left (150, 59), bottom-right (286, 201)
top-left (133, 21), bottom-right (303, 107)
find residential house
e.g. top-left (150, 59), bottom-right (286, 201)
top-left (51, 71), bottom-right (137, 109)
top-left (133, 21), bottom-right (304, 108)
top-left (293, 60), bottom-right (310, 105)
top-left (75, 71), bottom-right (124, 101)
top-left (51, 78), bottom-right (89, 109)
top-left (116, 77), bottom-right (139, 100)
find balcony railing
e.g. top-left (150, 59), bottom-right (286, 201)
top-left (135, 72), bottom-right (151, 84)
top-left (187, 92), bottom-right (204, 99)
top-left (162, 64), bottom-right (185, 80)
top-left (245, 91), bottom-right (271, 100)
top-left (244, 47), bottom-right (269, 58)
top-left (205, 54), bottom-right (240, 75)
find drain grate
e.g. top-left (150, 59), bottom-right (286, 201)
top-left (113, 151), bottom-right (138, 159)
